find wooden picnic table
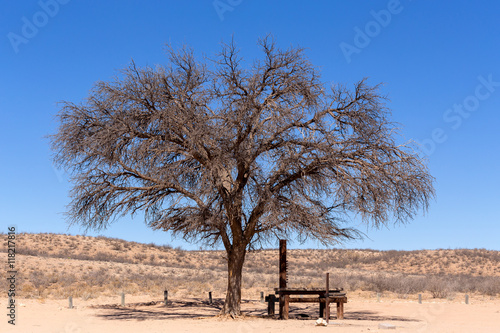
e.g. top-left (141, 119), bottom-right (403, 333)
top-left (271, 286), bottom-right (347, 320)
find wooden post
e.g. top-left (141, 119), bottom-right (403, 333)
top-left (418, 294), bottom-right (422, 304)
top-left (280, 294), bottom-right (289, 319)
top-left (266, 294), bottom-right (276, 316)
top-left (68, 296), bottom-right (73, 309)
top-left (260, 291), bottom-right (264, 302)
top-left (325, 273), bottom-right (330, 323)
top-left (121, 292), bottom-right (125, 306)
top-left (279, 294), bottom-right (284, 319)
top-left (377, 293), bottom-right (381, 302)
top-left (209, 291), bottom-right (213, 304)
top-left (319, 299), bottom-right (325, 317)
top-left (465, 294), bottom-right (469, 304)
top-left (164, 290), bottom-right (168, 305)
top-left (279, 239), bottom-right (287, 289)
top-left (336, 301), bottom-right (344, 320)
top-left (279, 239), bottom-right (287, 319)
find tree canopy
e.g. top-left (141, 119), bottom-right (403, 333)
top-left (51, 37), bottom-right (434, 316)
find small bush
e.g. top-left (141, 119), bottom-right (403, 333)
top-left (427, 277), bottom-right (453, 298)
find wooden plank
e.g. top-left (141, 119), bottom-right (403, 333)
top-left (274, 288), bottom-right (343, 292)
top-left (288, 297), bottom-right (347, 303)
top-left (274, 289), bottom-right (343, 295)
top-left (337, 301), bottom-right (344, 320)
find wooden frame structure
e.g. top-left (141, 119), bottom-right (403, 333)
top-left (266, 240), bottom-right (347, 321)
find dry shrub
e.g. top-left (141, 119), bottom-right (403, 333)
top-left (133, 253), bottom-right (147, 262)
top-left (19, 282), bottom-right (36, 297)
top-left (29, 271), bottom-right (50, 296)
top-left (427, 276), bottom-right (453, 298)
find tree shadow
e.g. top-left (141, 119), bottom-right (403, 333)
top-left (91, 298), bottom-right (420, 323)
top-left (92, 298), bottom-right (224, 320)
top-left (270, 304), bottom-right (420, 322)
top-left (343, 310), bottom-right (419, 322)
top-left (287, 305), bottom-right (419, 322)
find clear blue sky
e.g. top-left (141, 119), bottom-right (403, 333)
top-left (1, 0), bottom-right (499, 251)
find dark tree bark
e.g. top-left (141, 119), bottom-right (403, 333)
top-left (50, 36), bottom-right (435, 316)
top-left (223, 244), bottom-right (246, 317)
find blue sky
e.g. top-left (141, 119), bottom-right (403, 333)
top-left (1, 0), bottom-right (499, 251)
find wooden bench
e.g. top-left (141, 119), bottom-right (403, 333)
top-left (268, 288), bottom-right (347, 320)
top-left (271, 241), bottom-right (347, 322)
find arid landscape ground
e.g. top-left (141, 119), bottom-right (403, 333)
top-left (2, 233), bottom-right (500, 332)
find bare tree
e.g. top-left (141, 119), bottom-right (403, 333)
top-left (51, 37), bottom-right (434, 316)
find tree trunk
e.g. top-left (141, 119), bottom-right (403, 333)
top-left (221, 246), bottom-right (246, 317)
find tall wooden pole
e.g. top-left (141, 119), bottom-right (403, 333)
top-left (279, 239), bottom-right (287, 289)
top-left (325, 272), bottom-right (330, 323)
top-left (279, 239), bottom-right (287, 319)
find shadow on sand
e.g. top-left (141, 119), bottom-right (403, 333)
top-left (91, 298), bottom-right (419, 323)
top-left (93, 298), bottom-right (222, 320)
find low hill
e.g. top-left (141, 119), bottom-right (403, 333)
top-left (1, 233), bottom-right (499, 300)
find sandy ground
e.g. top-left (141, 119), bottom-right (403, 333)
top-left (2, 295), bottom-right (500, 333)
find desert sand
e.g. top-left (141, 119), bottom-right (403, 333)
top-left (2, 294), bottom-right (500, 333)
top-left (3, 234), bottom-right (499, 332)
